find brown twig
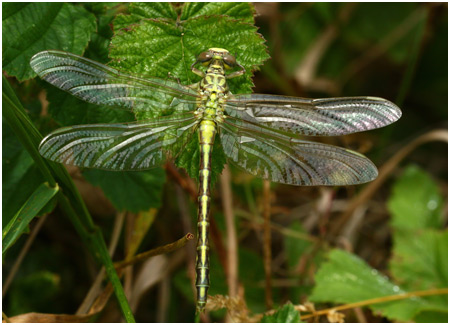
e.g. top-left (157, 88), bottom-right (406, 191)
top-left (175, 184), bottom-right (197, 296)
top-left (262, 180), bottom-right (273, 309)
top-left (165, 162), bottom-right (197, 200)
top-left (123, 212), bottom-right (135, 303)
top-left (156, 277), bottom-right (170, 322)
top-left (220, 166), bottom-right (238, 301)
top-left (114, 233), bottom-right (194, 270)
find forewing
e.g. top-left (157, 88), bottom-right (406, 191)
top-left (225, 94), bottom-right (401, 136)
top-left (39, 113), bottom-right (199, 171)
top-left (30, 50), bottom-right (199, 115)
top-left (219, 117), bottom-right (378, 186)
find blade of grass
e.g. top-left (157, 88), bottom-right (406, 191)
top-left (2, 76), bottom-right (135, 322)
top-left (2, 182), bottom-right (58, 253)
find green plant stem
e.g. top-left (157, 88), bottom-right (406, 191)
top-left (2, 76), bottom-right (135, 322)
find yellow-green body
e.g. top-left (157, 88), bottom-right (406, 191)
top-left (192, 48), bottom-right (244, 313)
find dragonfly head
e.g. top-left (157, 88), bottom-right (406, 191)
top-left (191, 48), bottom-right (245, 78)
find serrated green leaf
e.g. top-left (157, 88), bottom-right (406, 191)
top-left (110, 4), bottom-right (268, 180)
top-left (3, 3), bottom-right (96, 81)
top-left (261, 302), bottom-right (301, 323)
top-left (310, 249), bottom-right (444, 322)
top-left (180, 2), bottom-right (255, 22)
top-left (82, 169), bottom-right (166, 213)
top-left (114, 2), bottom-right (177, 31)
top-left (3, 182), bottom-right (59, 254)
top-left (388, 165), bottom-right (443, 231)
top-left (390, 229), bottom-right (448, 291)
top-left (110, 16), bottom-right (268, 91)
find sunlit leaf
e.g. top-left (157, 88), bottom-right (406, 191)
top-left (310, 249), bottom-right (444, 321)
top-left (388, 165), bottom-right (443, 231)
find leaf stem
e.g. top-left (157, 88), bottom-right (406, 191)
top-left (300, 288), bottom-right (448, 320)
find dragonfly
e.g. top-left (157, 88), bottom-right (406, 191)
top-left (30, 48), bottom-right (401, 313)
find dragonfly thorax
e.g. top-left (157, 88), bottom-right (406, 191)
top-left (200, 71), bottom-right (228, 94)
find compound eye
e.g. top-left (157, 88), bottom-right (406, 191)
top-left (198, 51), bottom-right (212, 63)
top-left (223, 53), bottom-right (236, 68)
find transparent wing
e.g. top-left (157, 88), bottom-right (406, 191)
top-left (39, 113), bottom-right (199, 171)
top-left (219, 116), bottom-right (378, 186)
top-left (225, 94), bottom-right (401, 136)
top-left (30, 50), bottom-right (199, 114)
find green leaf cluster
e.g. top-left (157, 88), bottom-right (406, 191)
top-left (310, 165), bottom-right (447, 322)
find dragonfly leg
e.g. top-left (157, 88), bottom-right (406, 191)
top-left (167, 71), bottom-right (182, 85)
top-left (226, 63), bottom-right (245, 79)
top-left (191, 59), bottom-right (206, 78)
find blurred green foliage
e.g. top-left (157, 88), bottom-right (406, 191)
top-left (261, 302), bottom-right (301, 323)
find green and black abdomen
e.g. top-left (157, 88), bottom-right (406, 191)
top-left (195, 119), bottom-right (217, 312)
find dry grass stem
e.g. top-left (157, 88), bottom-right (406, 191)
top-left (2, 214), bottom-right (49, 297)
top-left (262, 180), bottom-right (273, 309)
top-left (220, 166), bottom-right (239, 301)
